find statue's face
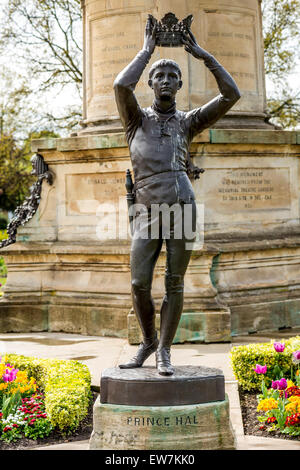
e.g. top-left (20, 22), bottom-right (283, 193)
top-left (149, 65), bottom-right (182, 101)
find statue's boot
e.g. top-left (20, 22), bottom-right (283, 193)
top-left (119, 333), bottom-right (159, 369)
top-left (156, 346), bottom-right (174, 376)
top-left (156, 274), bottom-right (184, 376)
top-left (119, 281), bottom-right (158, 369)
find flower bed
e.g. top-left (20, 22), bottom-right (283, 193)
top-left (0, 354), bottom-right (92, 444)
top-left (231, 337), bottom-right (300, 439)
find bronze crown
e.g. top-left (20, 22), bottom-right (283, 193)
top-left (150, 12), bottom-right (193, 48)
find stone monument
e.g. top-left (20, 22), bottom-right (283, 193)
top-left (89, 366), bottom-right (236, 450)
top-left (89, 13), bottom-right (237, 451)
top-left (0, 0), bottom-right (300, 343)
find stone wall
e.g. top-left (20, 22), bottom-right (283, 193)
top-left (1, 129), bottom-right (300, 341)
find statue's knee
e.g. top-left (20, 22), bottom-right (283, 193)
top-left (165, 274), bottom-right (184, 294)
top-left (131, 278), bottom-right (151, 296)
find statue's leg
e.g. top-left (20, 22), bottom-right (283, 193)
top-left (131, 236), bottom-right (163, 342)
top-left (119, 235), bottom-right (163, 369)
top-left (156, 202), bottom-right (196, 375)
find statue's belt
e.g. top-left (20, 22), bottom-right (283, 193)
top-left (134, 170), bottom-right (187, 190)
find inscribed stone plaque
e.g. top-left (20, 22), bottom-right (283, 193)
top-left (66, 172), bottom-right (125, 216)
top-left (204, 167), bottom-right (292, 222)
top-left (204, 11), bottom-right (257, 93)
top-left (89, 14), bottom-right (142, 115)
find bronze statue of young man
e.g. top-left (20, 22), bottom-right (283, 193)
top-left (114, 16), bottom-right (240, 376)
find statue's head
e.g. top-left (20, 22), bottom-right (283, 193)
top-left (148, 59), bottom-right (182, 101)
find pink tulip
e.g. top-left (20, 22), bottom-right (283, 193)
top-left (253, 364), bottom-right (267, 374)
top-left (292, 351), bottom-right (300, 363)
top-left (2, 367), bottom-right (18, 382)
top-left (271, 380), bottom-right (278, 389)
top-left (273, 342), bottom-right (285, 353)
top-left (271, 378), bottom-right (287, 390)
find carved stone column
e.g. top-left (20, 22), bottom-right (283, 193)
top-left (80, 0), bottom-right (269, 134)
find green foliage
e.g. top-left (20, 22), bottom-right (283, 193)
top-left (1, 391), bottom-right (22, 420)
top-left (0, 230), bottom-right (7, 242)
top-left (0, 135), bottom-right (34, 212)
top-left (267, 92), bottom-right (300, 129)
top-left (2, 354), bottom-right (91, 432)
top-left (0, 232), bottom-right (7, 283)
top-left (0, 130), bottom-right (59, 213)
top-left (230, 336), bottom-right (300, 391)
top-left (23, 417), bottom-right (53, 440)
top-left (262, 0), bottom-right (300, 128)
top-left (0, 218), bottom-right (7, 230)
top-left (0, 424), bottom-right (23, 443)
top-left (263, 0), bottom-right (300, 78)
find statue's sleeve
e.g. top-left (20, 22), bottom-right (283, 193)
top-left (113, 49), bottom-right (152, 141)
top-left (186, 55), bottom-right (241, 140)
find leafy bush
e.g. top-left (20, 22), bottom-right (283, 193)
top-left (1, 354), bottom-right (91, 432)
top-left (0, 261), bottom-right (7, 279)
top-left (0, 218), bottom-right (7, 231)
top-left (230, 336), bottom-right (300, 391)
top-left (0, 230), bottom-right (8, 281)
top-left (0, 230), bottom-right (8, 242)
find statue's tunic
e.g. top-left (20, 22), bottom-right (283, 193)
top-left (114, 49), bottom-right (240, 207)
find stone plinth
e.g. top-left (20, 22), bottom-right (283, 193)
top-left (81, 0), bottom-right (269, 133)
top-left (127, 310), bottom-right (231, 345)
top-left (100, 366), bottom-right (225, 406)
top-left (89, 366), bottom-right (236, 450)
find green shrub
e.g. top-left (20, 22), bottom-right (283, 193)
top-left (230, 336), bottom-right (300, 392)
top-left (0, 218), bottom-right (7, 231)
top-left (0, 230), bottom-right (8, 280)
top-left (0, 259), bottom-right (7, 279)
top-left (0, 230), bottom-right (7, 242)
top-left (1, 354), bottom-right (91, 432)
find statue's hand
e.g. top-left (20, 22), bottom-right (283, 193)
top-left (186, 153), bottom-right (205, 181)
top-left (143, 15), bottom-right (157, 55)
top-left (182, 30), bottom-right (210, 61)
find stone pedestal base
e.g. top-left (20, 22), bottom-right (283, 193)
top-left (127, 310), bottom-right (231, 345)
top-left (89, 397), bottom-right (236, 450)
top-left (89, 366), bottom-right (236, 450)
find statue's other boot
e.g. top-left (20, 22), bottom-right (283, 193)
top-left (155, 285), bottom-right (182, 377)
top-left (155, 346), bottom-right (174, 376)
top-left (119, 333), bottom-right (159, 369)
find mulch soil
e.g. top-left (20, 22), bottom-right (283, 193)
top-left (239, 387), bottom-right (300, 442)
top-left (0, 391), bottom-right (98, 450)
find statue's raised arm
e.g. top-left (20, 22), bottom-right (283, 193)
top-left (182, 28), bottom-right (241, 137)
top-left (113, 15), bottom-right (157, 132)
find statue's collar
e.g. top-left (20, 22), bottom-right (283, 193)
top-left (151, 100), bottom-right (176, 116)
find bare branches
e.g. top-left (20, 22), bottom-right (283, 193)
top-left (2, 0), bottom-right (83, 92)
top-left (262, 0), bottom-right (300, 128)
top-left (0, 0), bottom-right (83, 136)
